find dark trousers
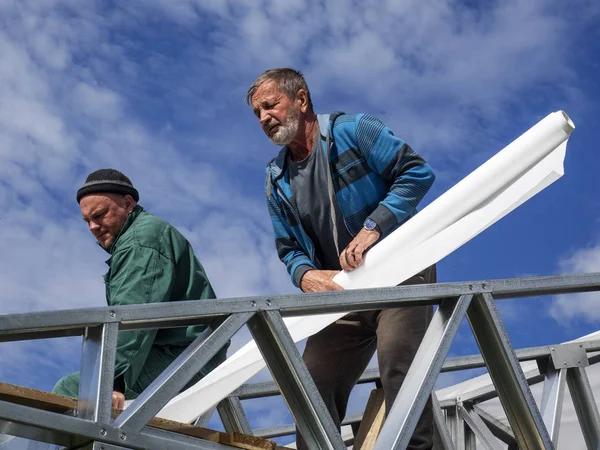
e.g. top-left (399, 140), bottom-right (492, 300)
top-left (296, 266), bottom-right (436, 450)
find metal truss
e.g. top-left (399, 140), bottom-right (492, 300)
top-left (0, 273), bottom-right (599, 449)
top-left (228, 335), bottom-right (600, 450)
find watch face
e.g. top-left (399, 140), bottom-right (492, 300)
top-left (364, 218), bottom-right (376, 230)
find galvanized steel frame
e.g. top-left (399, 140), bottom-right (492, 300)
top-left (0, 272), bottom-right (599, 450)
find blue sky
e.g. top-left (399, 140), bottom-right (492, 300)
top-left (1, 0), bottom-right (600, 446)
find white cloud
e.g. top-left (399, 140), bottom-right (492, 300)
top-left (550, 241), bottom-right (600, 323)
top-left (134, 0), bottom-right (598, 153)
top-left (0, 0), bottom-right (282, 315)
top-left (0, 0), bottom-right (290, 394)
top-left (73, 82), bottom-right (123, 121)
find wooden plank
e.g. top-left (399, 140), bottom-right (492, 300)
top-left (148, 416), bottom-right (222, 443)
top-left (221, 431), bottom-right (276, 449)
top-left (353, 388), bottom-right (386, 450)
top-left (0, 382), bottom-right (279, 450)
top-left (0, 381), bottom-right (77, 414)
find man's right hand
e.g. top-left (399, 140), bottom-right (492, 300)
top-left (300, 270), bottom-right (343, 292)
top-left (112, 391), bottom-right (125, 410)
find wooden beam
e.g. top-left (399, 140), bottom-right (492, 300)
top-left (353, 388), bottom-right (386, 450)
top-left (0, 382), bottom-right (280, 450)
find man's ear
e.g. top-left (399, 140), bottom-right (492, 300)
top-left (297, 89), bottom-right (309, 113)
top-left (123, 195), bottom-right (135, 211)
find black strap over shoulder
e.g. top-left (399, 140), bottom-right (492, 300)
top-left (328, 111), bottom-right (345, 140)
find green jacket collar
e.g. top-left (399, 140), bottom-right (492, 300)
top-left (101, 205), bottom-right (144, 255)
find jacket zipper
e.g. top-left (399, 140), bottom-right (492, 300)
top-left (323, 123), bottom-right (354, 239)
top-left (273, 176), bottom-right (317, 263)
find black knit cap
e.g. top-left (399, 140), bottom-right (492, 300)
top-left (76, 169), bottom-right (140, 203)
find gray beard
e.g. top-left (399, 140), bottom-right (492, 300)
top-left (269, 108), bottom-right (300, 146)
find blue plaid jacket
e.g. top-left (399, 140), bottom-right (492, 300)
top-left (265, 112), bottom-right (435, 287)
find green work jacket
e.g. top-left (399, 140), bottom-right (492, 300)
top-left (104, 205), bottom-right (221, 391)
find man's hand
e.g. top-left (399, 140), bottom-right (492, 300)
top-left (112, 391), bottom-right (125, 409)
top-left (339, 228), bottom-right (380, 271)
top-left (300, 270), bottom-right (343, 292)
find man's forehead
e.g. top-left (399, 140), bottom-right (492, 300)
top-left (80, 194), bottom-right (113, 213)
top-left (253, 81), bottom-right (283, 102)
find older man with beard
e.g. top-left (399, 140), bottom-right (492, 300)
top-left (52, 169), bottom-right (228, 409)
top-left (246, 68), bottom-right (437, 450)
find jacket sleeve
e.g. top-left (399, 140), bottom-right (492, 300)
top-left (266, 174), bottom-right (315, 288)
top-left (107, 245), bottom-right (176, 391)
top-left (354, 114), bottom-right (435, 235)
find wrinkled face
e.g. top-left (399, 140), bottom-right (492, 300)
top-left (251, 80), bottom-right (301, 146)
top-left (80, 193), bottom-right (133, 250)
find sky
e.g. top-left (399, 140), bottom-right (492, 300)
top-left (1, 0), bottom-right (600, 447)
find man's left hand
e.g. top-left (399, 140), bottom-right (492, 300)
top-left (112, 391), bottom-right (125, 409)
top-left (339, 228), bottom-right (380, 271)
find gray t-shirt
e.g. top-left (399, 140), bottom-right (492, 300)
top-left (288, 134), bottom-right (354, 270)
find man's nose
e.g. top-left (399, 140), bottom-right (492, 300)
top-left (89, 221), bottom-right (100, 233)
top-left (259, 110), bottom-right (271, 127)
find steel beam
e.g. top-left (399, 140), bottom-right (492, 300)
top-left (86, 442), bottom-right (130, 450)
top-left (234, 381), bottom-right (281, 400)
top-left (439, 367), bottom-right (544, 408)
top-left (0, 328), bottom-right (85, 343)
top-left (114, 312), bottom-right (253, 432)
top-left (540, 365), bottom-right (567, 445)
top-left (446, 406), bottom-right (465, 450)
top-left (458, 405), bottom-right (503, 450)
top-left (253, 412), bottom-right (363, 439)
top-left (567, 366), bottom-right (600, 450)
top-left (217, 397), bottom-right (252, 435)
top-left (2, 274), bottom-right (600, 341)
top-left (0, 418), bottom-right (76, 448)
top-left (192, 407), bottom-right (215, 428)
top-left (473, 406), bottom-right (516, 446)
top-left (466, 293), bottom-right (553, 450)
top-left (248, 310), bottom-right (345, 450)
top-left (432, 394), bottom-right (455, 450)
top-left (1, 273), bottom-right (600, 449)
top-left (0, 400), bottom-right (232, 450)
top-left (234, 339), bottom-right (600, 402)
top-left (78, 323), bottom-right (119, 423)
top-left (253, 423), bottom-right (295, 439)
top-left (374, 294), bottom-right (473, 450)
top-left (464, 425), bottom-right (476, 450)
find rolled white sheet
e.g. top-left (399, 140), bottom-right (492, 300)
top-left (157, 111), bottom-right (574, 422)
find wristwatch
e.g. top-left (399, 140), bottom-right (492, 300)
top-left (363, 218), bottom-right (378, 232)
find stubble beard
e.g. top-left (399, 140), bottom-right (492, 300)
top-left (269, 106), bottom-right (300, 146)
top-left (97, 233), bottom-right (114, 250)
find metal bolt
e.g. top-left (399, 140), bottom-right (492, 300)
top-left (468, 285), bottom-right (473, 290)
top-left (578, 361), bottom-right (581, 364)
top-left (109, 311), bottom-right (116, 318)
top-left (551, 347), bottom-right (555, 351)
top-left (250, 301), bottom-right (256, 308)
top-left (564, 361), bottom-right (567, 365)
top-left (120, 433), bottom-right (127, 441)
top-left (266, 300), bottom-right (272, 307)
top-left (481, 283), bottom-right (486, 289)
top-left (100, 429), bottom-right (107, 436)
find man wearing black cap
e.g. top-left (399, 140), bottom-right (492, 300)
top-left (52, 169), bottom-right (228, 409)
